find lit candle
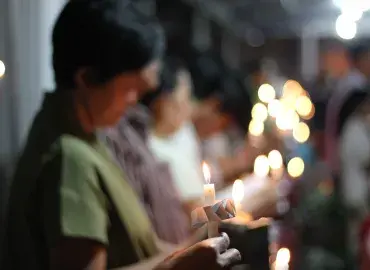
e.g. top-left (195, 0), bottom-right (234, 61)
top-left (202, 162), bottom-right (215, 206)
top-left (232, 179), bottom-right (244, 213)
top-left (275, 248), bottom-right (290, 270)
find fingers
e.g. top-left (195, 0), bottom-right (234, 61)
top-left (211, 232), bottom-right (230, 254)
top-left (218, 248), bottom-right (242, 267)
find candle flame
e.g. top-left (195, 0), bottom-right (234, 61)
top-left (276, 248), bottom-right (290, 266)
top-left (232, 179), bottom-right (244, 203)
top-left (202, 162), bottom-right (211, 184)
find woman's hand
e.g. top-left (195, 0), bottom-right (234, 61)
top-left (155, 233), bottom-right (241, 270)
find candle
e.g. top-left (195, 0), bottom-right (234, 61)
top-left (202, 162), bottom-right (218, 238)
top-left (232, 179), bottom-right (244, 213)
top-left (202, 162), bottom-right (215, 206)
top-left (275, 248), bottom-right (290, 270)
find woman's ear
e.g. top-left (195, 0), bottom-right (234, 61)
top-left (75, 68), bottom-right (90, 91)
top-left (75, 67), bottom-right (98, 90)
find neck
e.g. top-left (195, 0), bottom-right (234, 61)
top-left (74, 103), bottom-right (94, 135)
top-left (153, 121), bottom-right (178, 138)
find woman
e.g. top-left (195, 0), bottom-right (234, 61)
top-left (338, 89), bottom-right (370, 266)
top-left (141, 56), bottom-right (205, 213)
top-left (1, 1), bottom-right (240, 269)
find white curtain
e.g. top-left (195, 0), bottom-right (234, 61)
top-left (0, 0), bottom-right (67, 253)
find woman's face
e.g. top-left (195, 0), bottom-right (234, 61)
top-left (77, 60), bottom-right (161, 128)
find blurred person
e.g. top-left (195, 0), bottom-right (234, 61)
top-left (192, 70), bottom-right (255, 184)
top-left (1, 1), bottom-right (241, 269)
top-left (100, 57), bottom-right (198, 245)
top-left (139, 56), bottom-right (204, 214)
top-left (323, 44), bottom-right (367, 173)
top-left (351, 45), bottom-right (370, 80)
top-left (338, 89), bottom-right (370, 265)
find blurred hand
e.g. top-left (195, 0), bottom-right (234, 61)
top-left (156, 233), bottom-right (241, 270)
top-left (243, 182), bottom-right (279, 219)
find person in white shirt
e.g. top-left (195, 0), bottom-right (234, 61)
top-left (141, 56), bottom-right (205, 212)
top-left (338, 89), bottom-right (370, 260)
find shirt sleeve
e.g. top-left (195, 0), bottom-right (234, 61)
top-left (41, 148), bottom-right (109, 247)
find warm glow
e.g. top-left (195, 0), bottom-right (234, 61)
top-left (292, 122), bottom-right (310, 143)
top-left (258, 84), bottom-right (276, 103)
top-left (295, 95), bottom-right (313, 117)
top-left (202, 162), bottom-right (211, 184)
top-left (287, 157), bottom-right (304, 178)
top-left (282, 80), bottom-right (303, 98)
top-left (251, 103), bottom-right (268, 122)
top-left (232, 179), bottom-right (245, 203)
top-left (276, 248), bottom-right (291, 266)
top-left (254, 155), bottom-right (270, 177)
top-left (268, 99), bottom-right (282, 118)
top-left (277, 109), bottom-right (299, 130)
top-left (0, 60), bottom-right (5, 78)
top-left (268, 150), bottom-right (283, 169)
top-left (248, 119), bottom-right (264, 136)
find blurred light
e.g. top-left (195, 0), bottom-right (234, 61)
top-left (281, 109), bottom-right (300, 130)
top-left (268, 150), bottom-right (283, 169)
top-left (251, 103), bottom-right (268, 122)
top-left (232, 179), bottom-right (245, 203)
top-left (295, 95), bottom-right (313, 117)
top-left (276, 113), bottom-right (289, 131)
top-left (268, 99), bottom-right (282, 118)
top-left (249, 119), bottom-right (264, 136)
top-left (202, 162), bottom-right (211, 184)
top-left (334, 0), bottom-right (364, 20)
top-left (258, 84), bottom-right (276, 103)
top-left (292, 122), bottom-right (310, 143)
top-left (336, 14), bottom-right (357, 40)
top-left (282, 80), bottom-right (303, 98)
top-left (300, 103), bottom-right (315, 120)
top-left (276, 248), bottom-right (291, 266)
top-left (0, 60), bottom-right (5, 78)
top-left (280, 97), bottom-right (296, 111)
top-left (287, 157), bottom-right (304, 178)
top-left (254, 155), bottom-right (270, 177)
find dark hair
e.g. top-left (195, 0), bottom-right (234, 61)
top-left (140, 56), bottom-right (185, 108)
top-left (215, 71), bottom-right (252, 131)
top-left (188, 50), bottom-right (225, 99)
top-left (337, 89), bottom-right (369, 136)
top-left (52, 0), bottom-right (165, 89)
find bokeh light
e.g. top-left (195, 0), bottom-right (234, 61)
top-left (282, 80), bottom-right (303, 98)
top-left (251, 102), bottom-right (268, 122)
top-left (295, 95), bottom-right (313, 117)
top-left (293, 122), bottom-right (310, 143)
top-left (336, 14), bottom-right (357, 40)
top-left (287, 157), bottom-right (305, 178)
top-left (268, 150), bottom-right (283, 169)
top-left (268, 99), bottom-right (282, 118)
top-left (248, 119), bottom-right (264, 136)
top-left (254, 155), bottom-right (270, 177)
top-left (258, 83), bottom-right (276, 103)
top-left (0, 60), bottom-right (5, 78)
top-left (232, 179), bottom-right (245, 203)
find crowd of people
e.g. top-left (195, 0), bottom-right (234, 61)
top-left (1, 0), bottom-right (370, 269)
top-left (0, 1), bottom-right (266, 269)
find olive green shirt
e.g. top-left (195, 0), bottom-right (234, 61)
top-left (2, 92), bottom-right (158, 269)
